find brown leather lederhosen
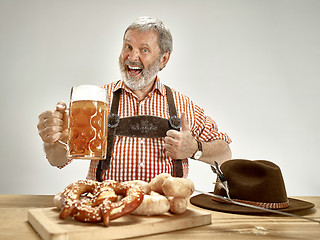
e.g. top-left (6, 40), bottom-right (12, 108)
top-left (96, 85), bottom-right (183, 182)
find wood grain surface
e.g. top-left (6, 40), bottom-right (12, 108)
top-left (28, 207), bottom-right (211, 240)
top-left (0, 195), bottom-right (319, 240)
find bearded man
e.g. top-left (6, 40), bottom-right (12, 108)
top-left (37, 16), bottom-right (232, 182)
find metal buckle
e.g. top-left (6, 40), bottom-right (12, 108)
top-left (169, 116), bottom-right (181, 130)
top-left (108, 113), bottom-right (120, 128)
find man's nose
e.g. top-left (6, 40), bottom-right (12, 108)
top-left (128, 49), bottom-right (140, 62)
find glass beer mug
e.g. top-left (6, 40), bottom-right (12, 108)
top-left (63, 85), bottom-right (108, 160)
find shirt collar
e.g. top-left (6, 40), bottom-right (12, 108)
top-left (153, 77), bottom-right (166, 96)
top-left (113, 77), bottom-right (166, 97)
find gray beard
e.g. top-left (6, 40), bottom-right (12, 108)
top-left (119, 57), bottom-right (161, 91)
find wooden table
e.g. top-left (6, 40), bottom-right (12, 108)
top-left (0, 195), bottom-right (319, 239)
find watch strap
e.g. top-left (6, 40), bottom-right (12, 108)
top-left (192, 139), bottom-right (202, 158)
top-left (196, 139), bottom-right (202, 152)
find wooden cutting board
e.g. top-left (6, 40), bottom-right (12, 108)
top-left (28, 207), bottom-right (211, 240)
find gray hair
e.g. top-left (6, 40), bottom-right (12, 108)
top-left (124, 16), bottom-right (173, 55)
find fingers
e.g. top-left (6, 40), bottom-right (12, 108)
top-left (164, 135), bottom-right (177, 146)
top-left (164, 113), bottom-right (184, 159)
top-left (39, 128), bottom-right (63, 143)
top-left (165, 131), bottom-right (181, 150)
top-left (60, 128), bottom-right (69, 142)
top-left (164, 134), bottom-right (181, 159)
top-left (38, 119), bottom-right (65, 143)
top-left (165, 129), bottom-right (180, 138)
top-left (163, 143), bottom-right (176, 159)
top-left (38, 110), bottom-right (64, 122)
top-left (37, 116), bottom-right (64, 130)
top-left (164, 137), bottom-right (178, 152)
top-left (37, 101), bottom-right (68, 144)
top-left (164, 112), bottom-right (195, 159)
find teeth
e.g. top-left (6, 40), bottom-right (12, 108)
top-left (128, 66), bottom-right (142, 70)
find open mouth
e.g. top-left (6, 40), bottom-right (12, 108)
top-left (127, 65), bottom-right (143, 77)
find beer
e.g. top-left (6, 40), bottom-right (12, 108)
top-left (68, 100), bottom-right (108, 160)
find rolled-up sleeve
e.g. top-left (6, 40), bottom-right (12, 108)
top-left (190, 102), bottom-right (231, 144)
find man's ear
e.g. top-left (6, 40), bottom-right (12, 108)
top-left (160, 51), bottom-right (171, 71)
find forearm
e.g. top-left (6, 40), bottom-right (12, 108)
top-left (43, 142), bottom-right (69, 167)
top-left (197, 139), bottom-right (232, 165)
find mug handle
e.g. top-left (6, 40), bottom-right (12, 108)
top-left (57, 140), bottom-right (69, 151)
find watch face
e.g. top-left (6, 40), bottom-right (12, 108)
top-left (194, 151), bottom-right (202, 160)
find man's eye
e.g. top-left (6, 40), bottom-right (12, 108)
top-left (141, 48), bottom-right (149, 53)
top-left (125, 45), bottom-right (132, 50)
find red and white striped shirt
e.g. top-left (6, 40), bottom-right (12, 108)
top-left (83, 78), bottom-right (231, 182)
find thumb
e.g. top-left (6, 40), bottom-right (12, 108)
top-left (180, 112), bottom-right (190, 132)
top-left (56, 100), bottom-right (67, 113)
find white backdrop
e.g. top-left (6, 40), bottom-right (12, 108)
top-left (1, 0), bottom-right (319, 196)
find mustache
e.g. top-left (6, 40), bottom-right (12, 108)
top-left (124, 59), bottom-right (144, 69)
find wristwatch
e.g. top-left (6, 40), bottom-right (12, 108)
top-left (192, 139), bottom-right (203, 160)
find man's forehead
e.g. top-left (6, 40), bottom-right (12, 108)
top-left (123, 29), bottom-right (159, 44)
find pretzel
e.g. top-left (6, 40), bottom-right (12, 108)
top-left (98, 180), bottom-right (144, 221)
top-left (59, 180), bottom-right (144, 226)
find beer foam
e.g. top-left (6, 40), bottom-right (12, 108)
top-left (71, 85), bottom-right (108, 102)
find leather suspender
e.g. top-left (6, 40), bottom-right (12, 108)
top-left (165, 85), bottom-right (183, 178)
top-left (96, 88), bottom-right (121, 181)
top-left (96, 85), bottom-right (183, 181)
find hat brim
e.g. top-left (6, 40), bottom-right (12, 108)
top-left (190, 193), bottom-right (315, 214)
